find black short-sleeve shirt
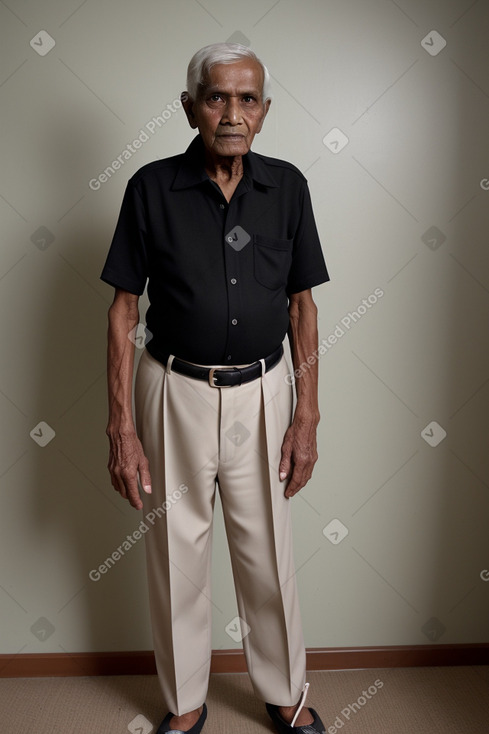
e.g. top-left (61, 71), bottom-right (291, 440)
top-left (101, 134), bottom-right (329, 365)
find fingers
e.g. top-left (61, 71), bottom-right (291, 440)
top-left (280, 424), bottom-right (317, 498)
top-left (107, 437), bottom-right (151, 510)
top-left (284, 463), bottom-right (313, 498)
top-left (279, 447), bottom-right (291, 483)
top-left (109, 463), bottom-right (141, 509)
top-left (108, 458), bottom-right (128, 499)
top-left (138, 454), bottom-right (152, 495)
top-left (120, 467), bottom-right (144, 510)
top-left (282, 447), bottom-right (317, 498)
top-left (279, 424), bottom-right (294, 484)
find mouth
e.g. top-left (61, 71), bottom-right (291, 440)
top-left (217, 134), bottom-right (245, 139)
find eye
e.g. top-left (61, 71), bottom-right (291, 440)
top-left (242, 95), bottom-right (256, 103)
top-left (209, 93), bottom-right (223, 102)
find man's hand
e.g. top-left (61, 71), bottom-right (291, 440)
top-left (279, 410), bottom-right (319, 498)
top-left (106, 288), bottom-right (152, 510)
top-left (107, 428), bottom-right (151, 510)
top-left (283, 288), bottom-right (321, 498)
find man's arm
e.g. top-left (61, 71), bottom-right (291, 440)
top-left (279, 288), bottom-right (320, 498)
top-left (106, 288), bottom-right (151, 510)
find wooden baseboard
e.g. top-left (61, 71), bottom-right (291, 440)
top-left (0, 644), bottom-right (488, 678)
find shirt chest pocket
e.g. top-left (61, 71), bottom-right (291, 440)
top-left (253, 235), bottom-right (293, 290)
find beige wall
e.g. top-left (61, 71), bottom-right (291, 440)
top-left (1, 0), bottom-right (488, 659)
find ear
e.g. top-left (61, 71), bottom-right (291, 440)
top-left (181, 91), bottom-right (199, 130)
top-left (255, 97), bottom-right (271, 134)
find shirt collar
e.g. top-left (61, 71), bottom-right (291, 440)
top-left (171, 134), bottom-right (279, 191)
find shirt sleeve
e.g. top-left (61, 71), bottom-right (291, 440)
top-left (286, 179), bottom-right (330, 295)
top-left (100, 178), bottom-right (149, 295)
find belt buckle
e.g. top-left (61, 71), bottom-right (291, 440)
top-left (208, 367), bottom-right (233, 388)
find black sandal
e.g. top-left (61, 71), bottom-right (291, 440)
top-left (266, 684), bottom-right (325, 734)
top-left (156, 703), bottom-right (207, 734)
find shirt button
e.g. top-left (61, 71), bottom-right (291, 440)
top-left (219, 203), bottom-right (225, 209)
top-left (231, 318), bottom-right (238, 325)
top-left (230, 278), bottom-right (237, 285)
top-left (227, 355), bottom-right (232, 360)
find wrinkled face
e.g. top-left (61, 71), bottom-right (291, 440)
top-left (183, 58), bottom-right (271, 160)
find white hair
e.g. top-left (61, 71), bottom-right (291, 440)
top-left (186, 43), bottom-right (272, 103)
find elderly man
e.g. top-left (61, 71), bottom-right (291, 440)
top-left (101, 43), bottom-right (329, 734)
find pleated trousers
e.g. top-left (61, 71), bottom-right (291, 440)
top-left (134, 348), bottom-right (306, 716)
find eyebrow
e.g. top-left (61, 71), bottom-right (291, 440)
top-left (202, 86), bottom-right (261, 96)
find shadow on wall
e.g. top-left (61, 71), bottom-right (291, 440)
top-left (430, 34), bottom-right (489, 643)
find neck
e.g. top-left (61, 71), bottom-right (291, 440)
top-left (205, 151), bottom-right (244, 183)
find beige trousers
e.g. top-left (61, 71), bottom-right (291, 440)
top-left (134, 348), bottom-right (306, 716)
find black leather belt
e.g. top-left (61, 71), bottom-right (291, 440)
top-left (170, 345), bottom-right (283, 387)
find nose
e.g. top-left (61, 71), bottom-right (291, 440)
top-left (221, 96), bottom-right (241, 125)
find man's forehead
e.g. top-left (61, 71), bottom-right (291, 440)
top-left (200, 60), bottom-right (264, 93)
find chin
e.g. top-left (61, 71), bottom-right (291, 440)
top-left (216, 141), bottom-right (249, 156)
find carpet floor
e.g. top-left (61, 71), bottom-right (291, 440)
top-left (1, 666), bottom-right (488, 733)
